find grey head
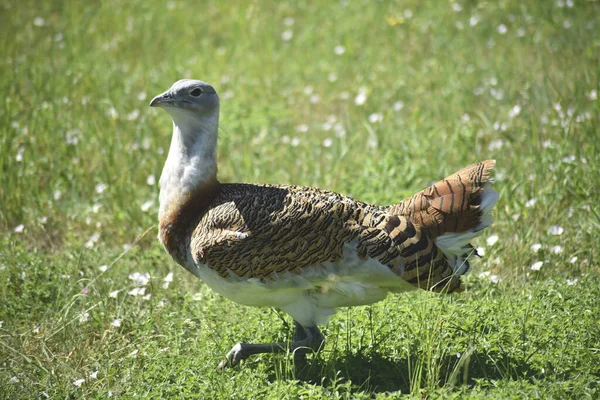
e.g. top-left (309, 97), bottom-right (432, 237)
top-left (150, 79), bottom-right (219, 117)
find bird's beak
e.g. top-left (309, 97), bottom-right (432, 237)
top-left (149, 91), bottom-right (170, 107)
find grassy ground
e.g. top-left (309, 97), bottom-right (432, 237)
top-left (1, 0), bottom-right (599, 398)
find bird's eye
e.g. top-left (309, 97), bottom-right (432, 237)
top-left (190, 88), bottom-right (202, 97)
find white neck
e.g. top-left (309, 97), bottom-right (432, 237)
top-left (158, 107), bottom-right (219, 217)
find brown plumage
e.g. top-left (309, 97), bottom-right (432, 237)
top-left (150, 79), bottom-right (500, 368)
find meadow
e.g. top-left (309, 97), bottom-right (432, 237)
top-left (1, 0), bottom-right (599, 398)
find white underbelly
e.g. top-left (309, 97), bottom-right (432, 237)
top-left (187, 242), bottom-right (416, 326)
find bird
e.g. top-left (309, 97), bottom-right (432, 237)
top-left (149, 79), bottom-right (499, 369)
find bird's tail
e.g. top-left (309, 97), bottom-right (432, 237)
top-left (389, 160), bottom-right (499, 281)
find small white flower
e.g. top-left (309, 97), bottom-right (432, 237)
top-left (92, 203), bottom-right (102, 213)
top-left (9, 376), bottom-right (19, 383)
top-left (157, 299), bottom-right (167, 308)
top-left (588, 90), bottom-right (597, 101)
top-left (14, 224), bottom-right (25, 233)
top-left (393, 101), bottom-right (404, 111)
top-left (89, 371), bottom-right (99, 380)
top-left (530, 243), bottom-right (542, 252)
top-left (469, 16), bottom-right (479, 26)
top-left (488, 139), bottom-right (504, 151)
top-left (334, 45), bottom-right (345, 55)
top-left (354, 90), bottom-right (367, 106)
top-left (489, 275), bottom-right (500, 283)
top-left (368, 113), bottom-right (383, 123)
top-left (110, 318), bottom-right (121, 327)
top-left (569, 256), bottom-right (578, 263)
top-left (566, 278), bottom-right (578, 286)
top-left (549, 225), bottom-right (564, 235)
top-left (486, 235), bottom-right (499, 246)
top-left (109, 290), bottom-right (119, 298)
top-left (126, 110), bottom-right (140, 121)
top-left (143, 293), bottom-right (152, 300)
top-left (531, 261), bottom-right (544, 271)
top-left (33, 17), bottom-right (45, 27)
top-left (508, 104), bottom-right (521, 118)
top-left (54, 190), bottom-right (62, 200)
top-left (95, 183), bottom-right (108, 194)
top-left (73, 378), bottom-right (85, 387)
top-left (137, 92), bottom-right (147, 101)
top-left (295, 124), bottom-right (308, 133)
top-left (550, 245), bottom-right (563, 254)
top-left (129, 349), bottom-right (139, 357)
top-left (128, 287), bottom-right (146, 296)
top-left (403, 9), bottom-right (413, 18)
top-left (322, 138), bottom-right (333, 147)
top-left (525, 198), bottom-right (537, 208)
top-left (517, 27), bottom-right (526, 37)
top-left (79, 313), bottom-right (89, 323)
top-left (283, 17), bottom-right (294, 26)
top-left (328, 72), bottom-right (337, 82)
top-left (497, 24), bottom-right (507, 34)
top-left (452, 3), bottom-right (462, 12)
top-left (140, 200), bottom-right (154, 212)
top-left (128, 272), bottom-right (150, 286)
top-left (85, 233), bottom-right (101, 249)
top-left (281, 30), bottom-right (293, 41)
top-left (290, 137), bottom-right (300, 147)
top-left (98, 265), bottom-right (108, 273)
top-left (478, 271), bottom-right (491, 278)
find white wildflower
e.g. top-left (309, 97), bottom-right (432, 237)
top-left (452, 3), bottom-right (462, 12)
top-left (126, 109), bottom-right (140, 121)
top-left (14, 224), bottom-right (25, 233)
top-left (98, 265), bottom-right (108, 273)
top-left (129, 349), bottom-right (139, 357)
top-left (322, 138), bottom-right (333, 147)
top-left (33, 17), bottom-right (45, 27)
top-left (54, 190), bottom-right (62, 200)
top-left (79, 313), bottom-right (89, 323)
top-left (354, 89), bottom-right (367, 106)
top-left (486, 235), bottom-right (499, 246)
top-left (89, 371), bottom-right (99, 380)
top-left (295, 124), bottom-right (308, 133)
top-left (128, 287), bottom-right (146, 296)
top-left (73, 378), bottom-right (85, 387)
top-left (550, 245), bottom-right (563, 254)
top-left (530, 243), bottom-right (542, 252)
top-left (290, 137), bottom-right (300, 147)
top-left (531, 261), bottom-right (544, 271)
top-left (143, 293), bottom-right (152, 300)
top-left (488, 139), bottom-right (504, 151)
top-left (508, 104), bottom-right (521, 118)
top-left (393, 101), bottom-right (404, 111)
top-left (128, 272), bottom-right (150, 286)
top-left (109, 290), bottom-right (119, 298)
top-left (281, 30), bottom-right (293, 41)
top-left (328, 72), bottom-right (337, 82)
top-left (476, 247), bottom-right (485, 256)
top-left (403, 9), bottom-right (413, 18)
top-left (110, 318), bottom-right (121, 327)
top-left (566, 278), bottom-right (578, 286)
top-left (569, 256), bottom-right (578, 263)
top-left (95, 183), bottom-right (108, 194)
top-left (162, 272), bottom-right (174, 289)
top-left (368, 113), bottom-right (383, 123)
top-left (525, 198), bottom-right (537, 208)
top-left (469, 16), bottom-right (479, 26)
top-left (140, 200), bottom-right (154, 212)
top-left (490, 275), bottom-right (501, 283)
top-left (85, 233), bottom-right (101, 249)
top-left (137, 92), bottom-right (147, 101)
top-left (549, 225), bottom-right (564, 235)
top-left (497, 24), bottom-right (507, 34)
top-left (283, 17), bottom-right (294, 26)
top-left (334, 45), bottom-right (345, 55)
top-left (9, 376), bottom-right (19, 383)
top-left (588, 90), bottom-right (597, 101)
top-left (478, 271), bottom-right (491, 278)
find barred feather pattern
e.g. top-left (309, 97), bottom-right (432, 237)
top-left (160, 160), bottom-right (496, 295)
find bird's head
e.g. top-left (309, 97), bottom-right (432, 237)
top-left (150, 79), bottom-right (219, 122)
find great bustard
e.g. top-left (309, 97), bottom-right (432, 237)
top-left (150, 79), bottom-right (499, 368)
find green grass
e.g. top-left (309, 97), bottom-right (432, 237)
top-left (1, 0), bottom-right (600, 398)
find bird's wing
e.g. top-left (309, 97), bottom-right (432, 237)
top-left (190, 184), bottom-right (461, 292)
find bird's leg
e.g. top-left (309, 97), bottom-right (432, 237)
top-left (218, 322), bottom-right (324, 369)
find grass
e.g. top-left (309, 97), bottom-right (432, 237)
top-left (1, 0), bottom-right (599, 398)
